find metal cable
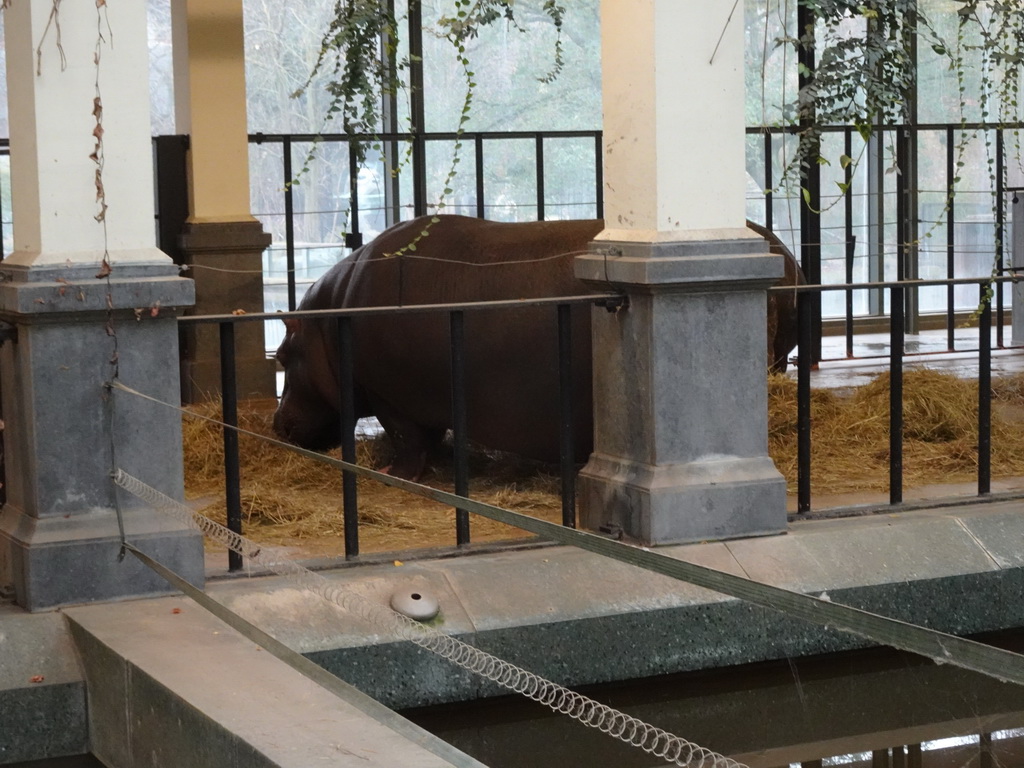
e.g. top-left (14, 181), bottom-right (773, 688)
top-left (112, 468), bottom-right (746, 768)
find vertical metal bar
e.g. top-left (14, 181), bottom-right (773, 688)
top-left (557, 304), bottom-right (576, 528)
top-left (868, 128), bottom-right (886, 316)
top-left (798, 0), bottom-right (822, 365)
top-left (995, 130), bottom-right (1005, 348)
top-left (536, 134), bottom-right (545, 221)
top-left (907, 743), bottom-right (923, 768)
top-left (347, 141), bottom-right (363, 250)
top-left (408, 0), bottom-right (428, 217)
top-left (797, 289), bottom-right (813, 514)
top-left (283, 137), bottom-right (297, 311)
top-left (381, 0), bottom-right (402, 229)
top-left (979, 284), bottom-right (992, 495)
top-left (594, 132), bottom-right (604, 220)
top-left (896, 127), bottom-right (907, 284)
top-left (475, 134), bottom-right (485, 219)
top-left (979, 732), bottom-right (994, 768)
top-left (450, 311), bottom-right (470, 545)
top-left (845, 127), bottom-right (855, 359)
top-left (219, 322), bottom-right (243, 572)
top-left (763, 131), bottom-right (773, 231)
top-left (0, 147), bottom-right (6, 260)
top-left (946, 126), bottom-right (956, 350)
top-left (890, 284), bottom-right (904, 506)
top-left (412, 140), bottom-right (428, 217)
top-left (337, 316), bottom-right (360, 557)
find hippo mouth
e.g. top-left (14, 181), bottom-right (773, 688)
top-left (272, 409), bottom-right (342, 452)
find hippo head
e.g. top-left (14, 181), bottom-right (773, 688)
top-left (272, 316), bottom-right (343, 451)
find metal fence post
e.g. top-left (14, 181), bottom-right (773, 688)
top-left (219, 321), bottom-right (243, 572)
top-left (337, 316), bottom-right (360, 557)
top-left (979, 285), bottom-right (992, 495)
top-left (889, 284), bottom-right (904, 505)
top-left (797, 288), bottom-right (813, 514)
top-left (557, 304), bottom-right (576, 528)
top-left (450, 311), bottom-right (470, 545)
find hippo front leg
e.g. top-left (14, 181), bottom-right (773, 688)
top-left (371, 398), bottom-right (445, 481)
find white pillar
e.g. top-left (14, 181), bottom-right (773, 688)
top-left (169, 0), bottom-right (276, 402)
top-left (0, 3), bottom-right (202, 610)
top-left (575, 0), bottom-right (787, 545)
top-left (5, 0), bottom-right (168, 267)
top-left (170, 0), bottom-right (255, 224)
top-left (598, 0), bottom-right (749, 243)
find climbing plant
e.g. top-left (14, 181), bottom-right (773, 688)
top-left (291, 0), bottom-right (565, 186)
top-left (770, 0), bottom-right (1023, 207)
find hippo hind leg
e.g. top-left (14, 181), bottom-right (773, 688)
top-left (372, 399), bottom-right (445, 481)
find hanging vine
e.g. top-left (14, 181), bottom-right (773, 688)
top-left (772, 1), bottom-right (1023, 209)
top-left (291, 0), bottom-right (566, 251)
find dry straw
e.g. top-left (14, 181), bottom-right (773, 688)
top-left (183, 370), bottom-right (1024, 554)
top-left (182, 400), bottom-right (563, 554)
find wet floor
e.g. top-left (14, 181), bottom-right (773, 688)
top-left (808, 324), bottom-right (1024, 391)
top-left (404, 629), bottom-right (1024, 767)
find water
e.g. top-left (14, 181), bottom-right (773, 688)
top-left (403, 631), bottom-right (1024, 767)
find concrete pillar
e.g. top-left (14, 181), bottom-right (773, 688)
top-left (0, 1), bottom-right (203, 610)
top-left (575, 0), bottom-right (787, 545)
top-left (171, 0), bottom-right (275, 402)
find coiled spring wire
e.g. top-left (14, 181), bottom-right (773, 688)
top-left (113, 469), bottom-right (746, 768)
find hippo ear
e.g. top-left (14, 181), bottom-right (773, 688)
top-left (282, 316), bottom-right (301, 335)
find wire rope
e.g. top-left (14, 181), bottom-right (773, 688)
top-left (112, 468), bottom-right (746, 768)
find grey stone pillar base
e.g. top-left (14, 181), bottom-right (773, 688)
top-left (578, 453), bottom-right (786, 545)
top-left (0, 261), bottom-right (203, 610)
top-left (178, 220), bottom-right (277, 403)
top-left (0, 506), bottom-right (203, 610)
top-left (574, 231), bottom-right (788, 546)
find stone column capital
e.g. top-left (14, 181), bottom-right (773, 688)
top-left (575, 233), bottom-right (785, 293)
top-left (177, 219), bottom-right (272, 257)
top-left (0, 265), bottom-right (194, 318)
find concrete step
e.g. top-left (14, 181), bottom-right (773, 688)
top-left (64, 597), bottom-right (483, 768)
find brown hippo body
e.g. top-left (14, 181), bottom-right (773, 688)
top-left (273, 215), bottom-right (802, 479)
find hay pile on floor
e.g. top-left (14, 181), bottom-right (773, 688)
top-left (182, 400), bottom-right (562, 555)
top-left (183, 370), bottom-right (1024, 555)
top-left (768, 369), bottom-right (1024, 494)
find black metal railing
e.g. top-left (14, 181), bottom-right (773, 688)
top-left (232, 121), bottom-right (1024, 357)
top-left (747, 120), bottom-right (1024, 358)
top-left (247, 130), bottom-right (604, 314)
top-left (179, 293), bottom-right (615, 571)
top-left (183, 272), bottom-right (1022, 570)
top-left (787, 273), bottom-right (1020, 517)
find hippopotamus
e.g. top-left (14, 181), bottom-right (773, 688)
top-left (273, 214), bottom-right (803, 480)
